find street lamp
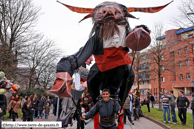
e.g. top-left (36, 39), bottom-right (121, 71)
top-left (187, 13), bottom-right (194, 15)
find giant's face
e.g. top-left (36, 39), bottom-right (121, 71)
top-left (93, 2), bottom-right (126, 23)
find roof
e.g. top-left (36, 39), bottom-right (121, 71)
top-left (156, 26), bottom-right (194, 40)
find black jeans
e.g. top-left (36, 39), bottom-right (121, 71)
top-left (124, 109), bottom-right (132, 123)
top-left (12, 112), bottom-right (18, 121)
top-left (178, 108), bottom-right (187, 124)
top-left (147, 103), bottom-right (150, 112)
top-left (75, 114), bottom-right (84, 129)
top-left (133, 108), bottom-right (139, 120)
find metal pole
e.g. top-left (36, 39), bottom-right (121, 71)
top-left (56, 96), bottom-right (59, 120)
top-left (187, 13), bottom-right (194, 15)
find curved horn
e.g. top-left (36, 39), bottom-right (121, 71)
top-left (127, 0), bottom-right (173, 13)
top-left (79, 13), bottom-right (93, 23)
top-left (57, 1), bottom-right (94, 13)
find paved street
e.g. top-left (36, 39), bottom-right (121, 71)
top-left (4, 110), bottom-right (166, 129)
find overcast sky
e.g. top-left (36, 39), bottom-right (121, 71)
top-left (33, 0), bottom-right (183, 56)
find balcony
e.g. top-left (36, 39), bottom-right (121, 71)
top-left (139, 58), bottom-right (150, 64)
top-left (139, 74), bottom-right (151, 81)
top-left (138, 66), bottom-right (150, 72)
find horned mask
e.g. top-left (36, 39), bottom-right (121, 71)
top-left (57, 1), bottom-right (173, 23)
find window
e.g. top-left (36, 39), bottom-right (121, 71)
top-left (134, 81), bottom-right (137, 85)
top-left (134, 59), bottom-right (136, 62)
top-left (154, 78), bottom-right (156, 83)
top-left (178, 49), bottom-right (181, 55)
top-left (180, 74), bottom-right (183, 80)
top-left (186, 60), bottom-right (189, 66)
top-left (193, 58), bottom-right (194, 65)
top-left (135, 74), bottom-right (136, 77)
top-left (179, 62), bottom-right (182, 68)
top-left (134, 66), bottom-right (136, 69)
top-left (186, 73), bottom-right (190, 80)
top-left (161, 55), bottom-right (164, 60)
top-left (161, 77), bottom-right (165, 82)
top-left (185, 46), bottom-right (188, 53)
top-left (147, 80), bottom-right (150, 84)
top-left (193, 44), bottom-right (194, 51)
top-left (143, 81), bottom-right (147, 85)
top-left (161, 65), bottom-right (164, 71)
top-left (154, 59), bottom-right (156, 62)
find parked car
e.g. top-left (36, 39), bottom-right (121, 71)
top-left (140, 98), bottom-right (147, 106)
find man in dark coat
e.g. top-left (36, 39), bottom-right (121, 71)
top-left (81, 89), bottom-right (123, 129)
top-left (0, 94), bottom-right (7, 129)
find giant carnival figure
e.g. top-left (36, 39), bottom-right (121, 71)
top-left (50, 1), bottom-right (173, 129)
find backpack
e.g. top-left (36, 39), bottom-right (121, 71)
top-left (98, 98), bottom-right (115, 108)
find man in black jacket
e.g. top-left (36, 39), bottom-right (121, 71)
top-left (150, 94), bottom-right (155, 108)
top-left (81, 89), bottom-right (123, 129)
top-left (177, 91), bottom-right (190, 126)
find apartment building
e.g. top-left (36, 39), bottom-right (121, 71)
top-left (131, 26), bottom-right (194, 99)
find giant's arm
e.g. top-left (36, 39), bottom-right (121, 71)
top-left (50, 35), bottom-right (97, 98)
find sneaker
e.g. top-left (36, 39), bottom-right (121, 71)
top-left (173, 122), bottom-right (177, 124)
top-left (168, 121), bottom-right (171, 123)
top-left (164, 121), bottom-right (166, 123)
top-left (183, 124), bottom-right (186, 126)
top-left (130, 122), bottom-right (134, 125)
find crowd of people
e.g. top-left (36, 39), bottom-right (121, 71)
top-left (0, 93), bottom-right (53, 122)
top-left (1, 89), bottom-right (194, 129)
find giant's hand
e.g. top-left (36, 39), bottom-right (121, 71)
top-left (118, 110), bottom-right (123, 116)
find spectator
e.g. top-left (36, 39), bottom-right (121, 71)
top-left (177, 91), bottom-right (190, 126)
top-left (160, 91), bottom-right (170, 123)
top-left (146, 92), bottom-right (150, 112)
top-left (22, 96), bottom-right (33, 122)
top-left (82, 92), bottom-right (91, 113)
top-left (190, 93), bottom-right (194, 128)
top-left (21, 96), bottom-right (27, 107)
top-left (124, 95), bottom-right (134, 125)
top-left (53, 96), bottom-right (58, 116)
top-left (0, 94), bottom-right (7, 129)
top-left (37, 95), bottom-right (45, 119)
top-left (45, 102), bottom-right (50, 119)
top-left (46, 96), bottom-right (51, 106)
top-left (133, 94), bottom-right (139, 120)
top-left (73, 96), bottom-right (84, 129)
top-left (150, 94), bottom-right (155, 108)
top-left (163, 90), bottom-right (177, 124)
top-left (8, 94), bottom-right (22, 121)
top-left (8, 96), bottom-right (14, 119)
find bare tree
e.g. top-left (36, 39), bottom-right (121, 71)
top-left (148, 23), bottom-right (176, 110)
top-left (0, 0), bottom-right (40, 78)
top-left (171, 0), bottom-right (194, 28)
top-left (19, 38), bottom-right (61, 89)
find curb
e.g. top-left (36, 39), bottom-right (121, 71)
top-left (143, 115), bottom-right (172, 129)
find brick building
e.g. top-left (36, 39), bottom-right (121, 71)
top-left (132, 26), bottom-right (194, 100)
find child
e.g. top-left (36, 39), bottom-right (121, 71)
top-left (45, 102), bottom-right (50, 119)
